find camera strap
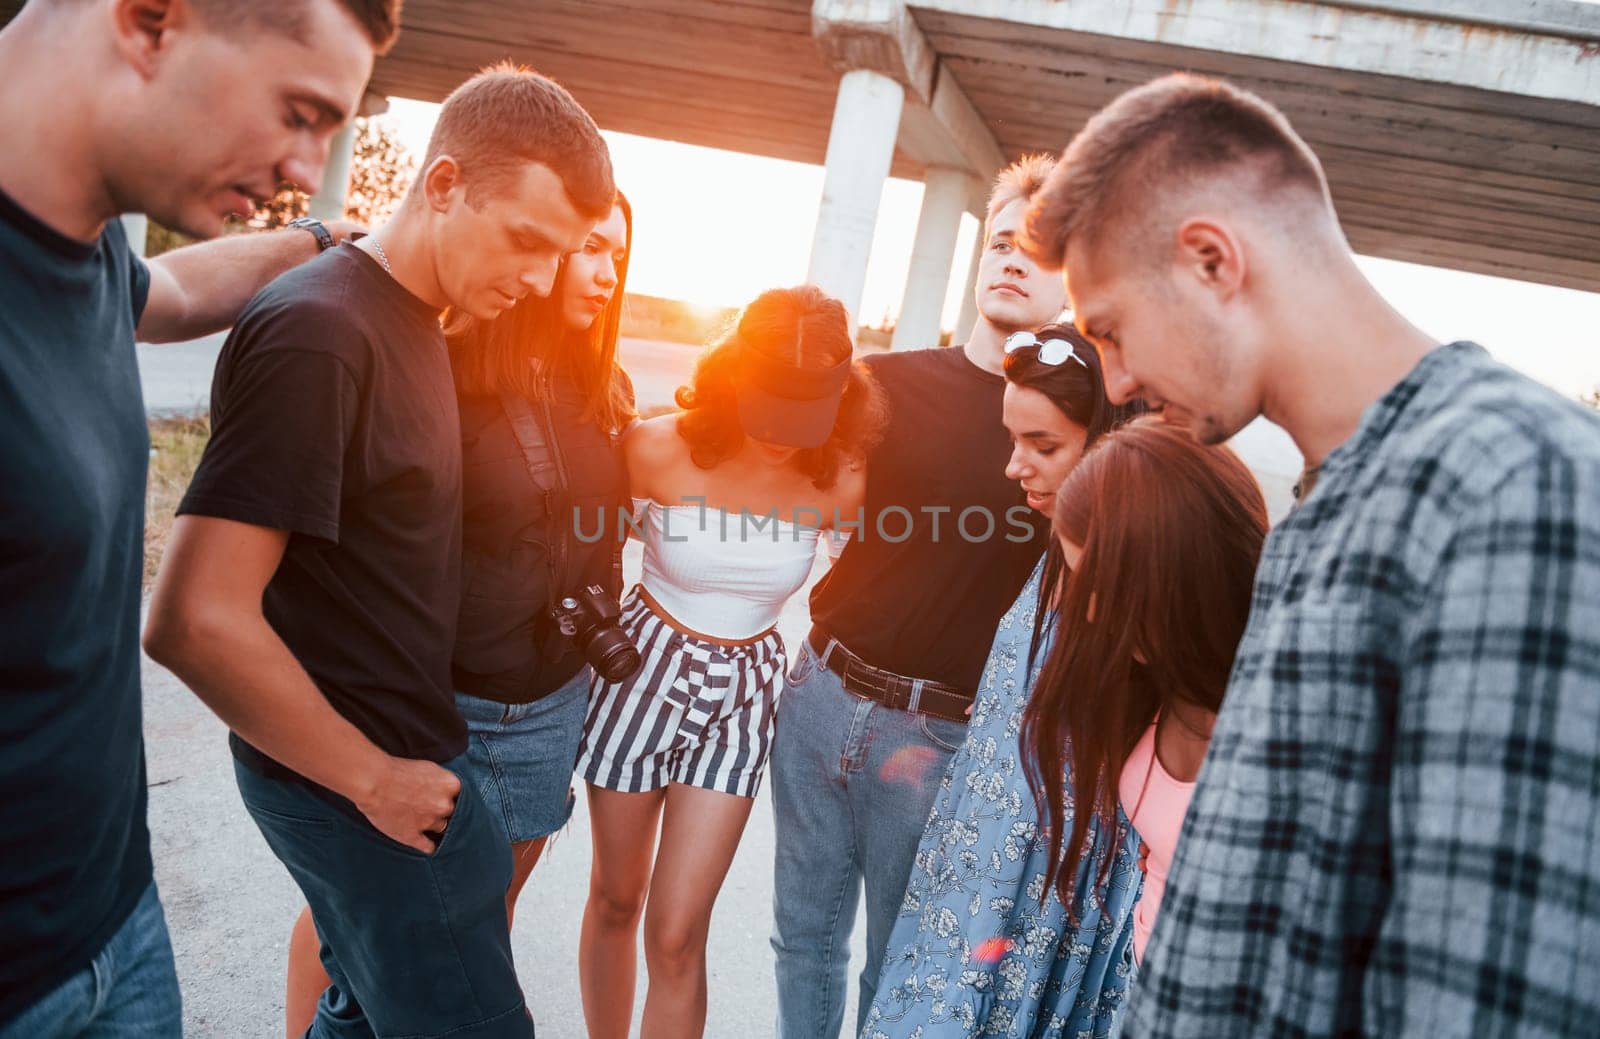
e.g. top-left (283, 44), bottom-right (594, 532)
top-left (499, 389), bottom-right (570, 600)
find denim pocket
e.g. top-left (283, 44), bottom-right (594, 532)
top-left (918, 713), bottom-right (967, 754)
top-left (786, 643), bottom-right (816, 686)
top-left (248, 802), bottom-right (336, 832)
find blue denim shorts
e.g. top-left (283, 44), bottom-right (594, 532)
top-left (455, 666), bottom-right (590, 845)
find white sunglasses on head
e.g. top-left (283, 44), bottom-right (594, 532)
top-left (1004, 331), bottom-right (1089, 369)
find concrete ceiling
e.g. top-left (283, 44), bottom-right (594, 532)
top-left (4, 0), bottom-right (1598, 292)
top-left (909, 1), bottom-right (1600, 291)
top-left (365, 1), bottom-right (894, 172)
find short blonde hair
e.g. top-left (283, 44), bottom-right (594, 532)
top-left (1024, 73), bottom-right (1328, 266)
top-left (985, 154), bottom-right (1057, 237)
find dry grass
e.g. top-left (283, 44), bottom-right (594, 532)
top-left (144, 413), bottom-right (210, 588)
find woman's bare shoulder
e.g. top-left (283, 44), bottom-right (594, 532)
top-left (622, 414), bottom-right (686, 497)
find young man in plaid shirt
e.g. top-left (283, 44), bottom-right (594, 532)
top-left (1024, 72), bottom-right (1600, 1037)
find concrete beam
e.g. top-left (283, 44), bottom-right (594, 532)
top-left (1320, 0), bottom-right (1600, 41)
top-left (813, 0), bottom-right (937, 103)
top-left (907, 0), bottom-right (1600, 105)
top-left (816, 1), bottom-right (1006, 193)
top-left (892, 167), bottom-right (973, 349)
top-left (895, 61), bottom-right (1008, 181)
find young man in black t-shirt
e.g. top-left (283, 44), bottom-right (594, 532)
top-left (0, 2), bottom-right (397, 1034)
top-left (143, 68), bottom-right (614, 1039)
top-left (769, 157), bottom-right (1070, 1038)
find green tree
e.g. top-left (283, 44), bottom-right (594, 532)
top-left (343, 117), bottom-right (418, 227)
top-left (232, 115), bottom-right (418, 233)
top-left (147, 117), bottom-right (417, 255)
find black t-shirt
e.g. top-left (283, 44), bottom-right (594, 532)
top-left (0, 190), bottom-right (152, 1022)
top-left (809, 346), bottom-right (1047, 689)
top-left (453, 369), bottom-right (629, 701)
top-left (179, 244), bottom-right (466, 776)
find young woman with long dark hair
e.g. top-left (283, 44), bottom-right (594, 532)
top-left (1025, 418), bottom-right (1267, 966)
top-left (866, 324), bottom-right (1142, 1038)
top-left (576, 285), bottom-right (886, 1039)
top-left (282, 195), bottom-right (635, 1038)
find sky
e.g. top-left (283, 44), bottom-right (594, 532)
top-left (377, 98), bottom-right (1600, 404)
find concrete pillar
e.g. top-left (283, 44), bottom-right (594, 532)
top-left (308, 121), bottom-right (358, 222)
top-left (891, 167), bottom-right (971, 350)
top-left (952, 213), bottom-right (985, 345)
top-left (120, 213), bottom-right (148, 257)
top-left (806, 69), bottom-right (905, 332)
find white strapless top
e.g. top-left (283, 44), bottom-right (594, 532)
top-left (633, 497), bottom-right (824, 640)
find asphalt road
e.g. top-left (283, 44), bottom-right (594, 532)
top-left (143, 543), bottom-right (857, 1039)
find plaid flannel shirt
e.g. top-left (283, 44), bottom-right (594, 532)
top-left (1126, 342), bottom-right (1600, 1038)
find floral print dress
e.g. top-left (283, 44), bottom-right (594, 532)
top-left (863, 561), bottom-right (1143, 1039)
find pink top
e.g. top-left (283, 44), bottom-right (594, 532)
top-left (1118, 722), bottom-right (1197, 962)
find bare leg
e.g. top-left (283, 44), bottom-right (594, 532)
top-left (285, 905), bottom-right (322, 1039)
top-left (505, 835), bottom-right (548, 930)
top-left (640, 783), bottom-right (756, 1039)
top-left (580, 784), bottom-right (666, 1039)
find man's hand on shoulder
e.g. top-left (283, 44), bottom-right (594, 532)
top-left (137, 218), bottom-right (367, 344)
top-left (322, 218), bottom-right (367, 248)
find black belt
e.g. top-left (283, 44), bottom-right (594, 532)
top-left (805, 630), bottom-right (973, 724)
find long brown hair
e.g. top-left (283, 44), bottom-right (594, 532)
top-left (443, 194), bottom-right (635, 433)
top-left (673, 285), bottom-right (887, 490)
top-left (1021, 417), bottom-right (1268, 905)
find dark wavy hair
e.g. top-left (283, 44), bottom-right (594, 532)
top-left (673, 285), bottom-right (886, 490)
top-left (443, 194), bottom-right (635, 433)
top-left (1021, 418), bottom-right (1267, 909)
top-left (1005, 322), bottom-right (1143, 672)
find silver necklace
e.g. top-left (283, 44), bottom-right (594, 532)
top-left (369, 236), bottom-right (392, 275)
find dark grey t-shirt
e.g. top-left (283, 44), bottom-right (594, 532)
top-left (808, 346), bottom-right (1048, 688)
top-left (0, 189), bottom-right (152, 1022)
top-left (180, 244), bottom-right (466, 777)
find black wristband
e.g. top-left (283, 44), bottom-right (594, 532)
top-left (289, 217), bottom-right (334, 252)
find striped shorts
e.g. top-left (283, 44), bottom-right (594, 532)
top-left (578, 588), bottom-right (785, 799)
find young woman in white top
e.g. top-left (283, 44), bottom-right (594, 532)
top-left (576, 285), bottom-right (886, 1039)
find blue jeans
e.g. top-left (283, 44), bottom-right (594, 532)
top-left (456, 667), bottom-right (590, 845)
top-left (769, 639), bottom-right (966, 1039)
top-left (0, 881), bottom-right (181, 1039)
top-left (235, 756), bottom-right (531, 1039)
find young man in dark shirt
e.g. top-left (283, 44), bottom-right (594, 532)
top-left (770, 156), bottom-right (1070, 1038)
top-left (0, 1), bottom-right (396, 1034)
top-left (142, 67), bottom-right (615, 1038)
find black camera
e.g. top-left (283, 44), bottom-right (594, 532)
top-left (552, 585), bottom-right (641, 683)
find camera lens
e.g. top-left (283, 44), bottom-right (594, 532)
top-left (584, 625), bottom-right (641, 683)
